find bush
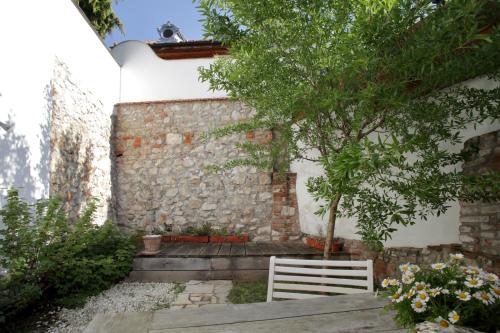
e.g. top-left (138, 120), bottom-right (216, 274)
top-left (0, 189), bottom-right (136, 321)
top-left (380, 253), bottom-right (499, 332)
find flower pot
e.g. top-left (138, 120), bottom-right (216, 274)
top-left (306, 237), bottom-right (342, 253)
top-left (176, 235), bottom-right (209, 243)
top-left (210, 234), bottom-right (249, 243)
top-left (142, 235), bottom-right (162, 255)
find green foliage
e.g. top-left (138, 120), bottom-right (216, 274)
top-left (380, 254), bottom-right (499, 331)
top-left (0, 188), bottom-right (135, 322)
top-left (186, 223), bottom-right (213, 236)
top-left (227, 280), bottom-right (268, 304)
top-left (75, 0), bottom-right (123, 37)
top-left (198, 0), bottom-right (500, 249)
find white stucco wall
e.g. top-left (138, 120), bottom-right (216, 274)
top-left (0, 0), bottom-right (120, 204)
top-left (111, 41), bottom-right (227, 102)
top-left (291, 77), bottom-right (500, 247)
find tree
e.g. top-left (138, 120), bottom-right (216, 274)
top-left (75, 0), bottom-right (122, 37)
top-left (199, 0), bottom-right (500, 258)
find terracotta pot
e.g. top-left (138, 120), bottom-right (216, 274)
top-left (142, 235), bottom-right (162, 255)
top-left (306, 237), bottom-right (342, 253)
top-left (176, 235), bottom-right (209, 243)
top-left (210, 234), bottom-right (249, 243)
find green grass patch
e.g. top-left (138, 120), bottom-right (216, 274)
top-left (227, 280), bottom-right (267, 304)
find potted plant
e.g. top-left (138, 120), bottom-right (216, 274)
top-left (210, 227), bottom-right (249, 243)
top-left (380, 253), bottom-right (499, 332)
top-left (142, 225), bottom-right (162, 255)
top-left (173, 223), bottom-right (211, 243)
top-left (305, 236), bottom-right (342, 252)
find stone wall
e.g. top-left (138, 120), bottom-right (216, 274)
top-left (50, 61), bottom-right (114, 223)
top-left (113, 99), bottom-right (300, 240)
top-left (459, 129), bottom-right (500, 273)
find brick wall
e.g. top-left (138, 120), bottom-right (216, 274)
top-left (459, 130), bottom-right (500, 273)
top-left (113, 99), bottom-right (299, 240)
top-left (271, 173), bottom-right (300, 241)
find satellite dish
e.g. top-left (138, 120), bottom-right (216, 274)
top-left (157, 22), bottom-right (185, 43)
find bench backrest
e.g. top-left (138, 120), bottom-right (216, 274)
top-left (267, 256), bottom-right (374, 302)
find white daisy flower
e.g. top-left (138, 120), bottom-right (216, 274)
top-left (411, 298), bottom-right (427, 313)
top-left (381, 278), bottom-right (390, 288)
top-left (448, 310), bottom-right (460, 324)
top-left (449, 253), bottom-right (464, 262)
top-left (491, 286), bottom-right (500, 299)
top-left (414, 281), bottom-right (426, 291)
top-left (399, 263), bottom-right (411, 273)
top-left (464, 276), bottom-right (483, 288)
top-left (455, 290), bottom-right (471, 301)
top-left (474, 291), bottom-right (495, 305)
top-left (402, 272), bottom-right (415, 285)
top-left (429, 288), bottom-right (442, 297)
top-left (416, 291), bottom-right (430, 302)
top-left (406, 288), bottom-right (416, 298)
top-left (448, 280), bottom-right (458, 285)
top-left (466, 266), bottom-right (482, 275)
top-left (483, 273), bottom-right (498, 284)
top-left (436, 316), bottom-right (450, 328)
top-left (389, 279), bottom-right (400, 286)
top-left (441, 289), bottom-right (450, 295)
top-left (389, 288), bottom-right (404, 303)
top-left (410, 264), bottom-right (421, 273)
top-left (431, 262), bottom-right (447, 270)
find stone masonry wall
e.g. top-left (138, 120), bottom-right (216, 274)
top-left (113, 99), bottom-right (300, 240)
top-left (459, 129), bottom-right (500, 272)
top-left (50, 60), bottom-right (114, 223)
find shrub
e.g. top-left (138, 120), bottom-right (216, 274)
top-left (380, 254), bottom-right (499, 332)
top-left (0, 188), bottom-right (136, 321)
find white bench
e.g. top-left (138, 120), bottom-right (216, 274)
top-left (267, 256), bottom-right (374, 302)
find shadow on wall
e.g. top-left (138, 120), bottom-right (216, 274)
top-left (0, 115), bottom-right (36, 205)
top-left (0, 85), bottom-right (51, 205)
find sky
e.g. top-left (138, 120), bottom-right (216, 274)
top-left (104, 0), bottom-right (205, 46)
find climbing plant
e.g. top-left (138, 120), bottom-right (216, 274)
top-left (75, 0), bottom-right (122, 37)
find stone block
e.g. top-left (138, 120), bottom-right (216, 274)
top-left (201, 203), bottom-right (217, 211)
top-left (166, 133), bottom-right (182, 145)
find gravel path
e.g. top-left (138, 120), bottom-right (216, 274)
top-left (47, 282), bottom-right (181, 333)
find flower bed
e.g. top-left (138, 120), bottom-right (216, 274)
top-left (209, 234), bottom-right (249, 243)
top-left (380, 253), bottom-right (499, 332)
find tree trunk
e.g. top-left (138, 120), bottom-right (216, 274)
top-left (323, 194), bottom-right (342, 259)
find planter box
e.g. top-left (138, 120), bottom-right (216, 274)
top-left (161, 235), bottom-right (171, 242)
top-left (171, 235), bottom-right (209, 243)
top-left (306, 237), bottom-right (342, 253)
top-left (210, 234), bottom-right (249, 243)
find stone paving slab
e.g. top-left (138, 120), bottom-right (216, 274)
top-left (170, 280), bottom-right (232, 310)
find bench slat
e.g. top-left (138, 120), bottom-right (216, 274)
top-left (272, 291), bottom-right (329, 300)
top-left (274, 282), bottom-right (368, 294)
top-left (273, 274), bottom-right (369, 287)
top-left (274, 266), bottom-right (368, 277)
top-left (274, 258), bottom-right (370, 267)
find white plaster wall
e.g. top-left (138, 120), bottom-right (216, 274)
top-left (291, 77), bottom-right (500, 247)
top-left (111, 41), bottom-right (227, 102)
top-left (0, 0), bottom-right (120, 204)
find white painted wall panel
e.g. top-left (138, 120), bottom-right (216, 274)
top-left (0, 0), bottom-right (120, 204)
top-left (111, 41), bottom-right (227, 102)
top-left (291, 77), bottom-right (500, 247)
